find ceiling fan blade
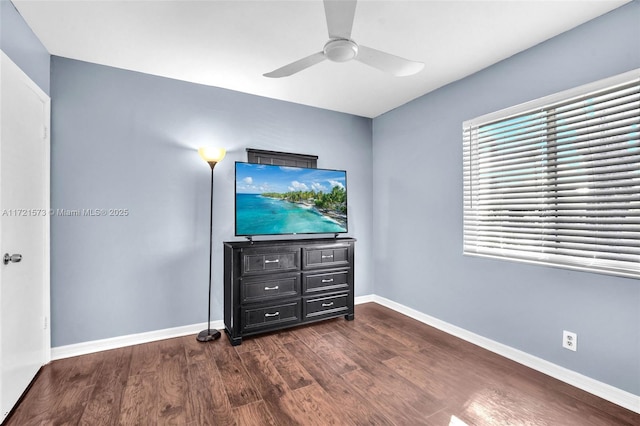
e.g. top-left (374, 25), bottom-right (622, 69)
top-left (324, 0), bottom-right (357, 39)
top-left (355, 45), bottom-right (424, 77)
top-left (263, 52), bottom-right (326, 78)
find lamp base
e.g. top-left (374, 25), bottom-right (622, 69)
top-left (196, 328), bottom-right (221, 342)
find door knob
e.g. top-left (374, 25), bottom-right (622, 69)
top-left (3, 253), bottom-right (22, 265)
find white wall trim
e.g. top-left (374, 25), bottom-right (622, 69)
top-left (50, 302), bottom-right (381, 360)
top-left (51, 320), bottom-right (224, 361)
top-left (354, 294), bottom-right (376, 305)
top-left (50, 295), bottom-right (639, 413)
top-left (366, 294), bottom-right (640, 414)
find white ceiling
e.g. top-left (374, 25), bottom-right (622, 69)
top-left (13, 0), bottom-right (630, 118)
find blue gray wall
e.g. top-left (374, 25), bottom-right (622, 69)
top-left (373, 2), bottom-right (640, 395)
top-left (50, 57), bottom-right (373, 347)
top-left (0, 0), bottom-right (49, 94)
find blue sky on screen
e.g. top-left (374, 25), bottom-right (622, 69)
top-left (236, 163), bottom-right (346, 194)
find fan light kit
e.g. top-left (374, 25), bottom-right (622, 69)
top-left (324, 39), bottom-right (359, 62)
top-left (264, 0), bottom-right (424, 78)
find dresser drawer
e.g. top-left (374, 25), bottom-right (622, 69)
top-left (241, 274), bottom-right (300, 303)
top-left (242, 249), bottom-right (299, 275)
top-left (302, 245), bottom-right (350, 269)
top-left (241, 301), bottom-right (301, 332)
top-left (304, 293), bottom-right (349, 320)
top-left (303, 270), bottom-right (349, 294)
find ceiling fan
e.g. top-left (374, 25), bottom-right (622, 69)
top-left (263, 0), bottom-right (424, 78)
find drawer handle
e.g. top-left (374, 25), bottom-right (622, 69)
top-left (264, 312), bottom-right (280, 317)
top-left (264, 259), bottom-right (280, 264)
top-left (264, 286), bottom-right (279, 291)
top-left (321, 255), bottom-right (334, 259)
top-left (321, 278), bottom-right (334, 283)
top-left (321, 302), bottom-right (334, 307)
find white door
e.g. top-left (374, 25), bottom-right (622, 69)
top-left (0, 51), bottom-right (50, 422)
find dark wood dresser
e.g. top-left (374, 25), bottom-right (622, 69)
top-left (223, 238), bottom-right (355, 345)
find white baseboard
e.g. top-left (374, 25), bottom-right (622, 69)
top-left (354, 294), bottom-right (376, 304)
top-left (50, 301), bottom-right (376, 360)
top-left (51, 320), bottom-right (225, 360)
top-left (50, 301), bottom-right (382, 360)
top-left (50, 295), bottom-right (639, 414)
top-left (366, 294), bottom-right (640, 414)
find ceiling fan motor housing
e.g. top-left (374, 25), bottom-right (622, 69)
top-left (324, 39), bottom-right (359, 62)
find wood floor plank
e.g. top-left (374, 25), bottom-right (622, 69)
top-left (382, 350), bottom-right (486, 408)
top-left (185, 349), bottom-right (235, 425)
top-left (233, 335), bottom-right (262, 354)
top-left (366, 317), bottom-right (506, 408)
top-left (284, 339), bottom-right (396, 425)
top-left (358, 303), bottom-right (527, 381)
top-left (156, 338), bottom-right (190, 424)
top-left (3, 359), bottom-right (92, 425)
top-left (489, 369), bottom-right (640, 426)
top-left (284, 383), bottom-right (346, 425)
top-left (118, 373), bottom-right (158, 425)
top-left (128, 338), bottom-right (163, 376)
top-left (356, 303), bottom-right (471, 359)
top-left (232, 401), bottom-right (278, 426)
top-left (183, 333), bottom-right (211, 364)
top-left (423, 409), bottom-right (473, 426)
top-left (256, 333), bottom-right (315, 390)
top-left (289, 327), bottom-right (359, 376)
top-left (449, 384), bottom-right (591, 426)
top-left (78, 346), bottom-right (132, 426)
top-left (268, 328), bottom-right (300, 345)
top-left (8, 352), bottom-right (105, 425)
top-left (342, 367), bottom-right (436, 424)
top-left (331, 317), bottom-right (399, 362)
top-left (5, 303), bottom-right (638, 425)
top-left (182, 336), bottom-right (235, 425)
top-left (288, 322), bottom-right (325, 344)
top-left (23, 353), bottom-right (104, 424)
top-left (322, 330), bottom-right (443, 413)
top-left (183, 336), bottom-right (236, 425)
top-left (237, 348), bottom-right (299, 424)
top-left (207, 336), bottom-right (261, 408)
top-left (356, 313), bottom-right (487, 402)
top-left (505, 363), bottom-right (640, 426)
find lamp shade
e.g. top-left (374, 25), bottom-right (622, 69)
top-left (198, 147), bottom-right (226, 164)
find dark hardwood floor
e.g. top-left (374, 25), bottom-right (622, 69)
top-left (5, 303), bottom-right (639, 425)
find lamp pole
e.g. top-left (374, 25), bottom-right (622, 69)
top-left (197, 148), bottom-right (225, 342)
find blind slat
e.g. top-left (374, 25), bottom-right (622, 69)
top-left (463, 71), bottom-right (640, 279)
top-left (468, 174), bottom-right (640, 193)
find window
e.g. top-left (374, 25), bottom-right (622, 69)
top-left (463, 70), bottom-right (640, 279)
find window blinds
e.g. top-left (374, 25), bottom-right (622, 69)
top-left (463, 70), bottom-right (640, 278)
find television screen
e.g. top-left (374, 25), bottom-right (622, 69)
top-left (235, 162), bottom-right (348, 236)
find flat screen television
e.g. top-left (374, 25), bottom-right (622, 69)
top-left (235, 162), bottom-right (348, 237)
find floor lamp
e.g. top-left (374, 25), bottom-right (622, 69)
top-left (197, 147), bottom-right (226, 342)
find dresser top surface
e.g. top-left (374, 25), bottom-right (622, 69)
top-left (224, 237), bottom-right (356, 249)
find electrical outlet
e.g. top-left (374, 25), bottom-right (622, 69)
top-left (563, 330), bottom-right (577, 351)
